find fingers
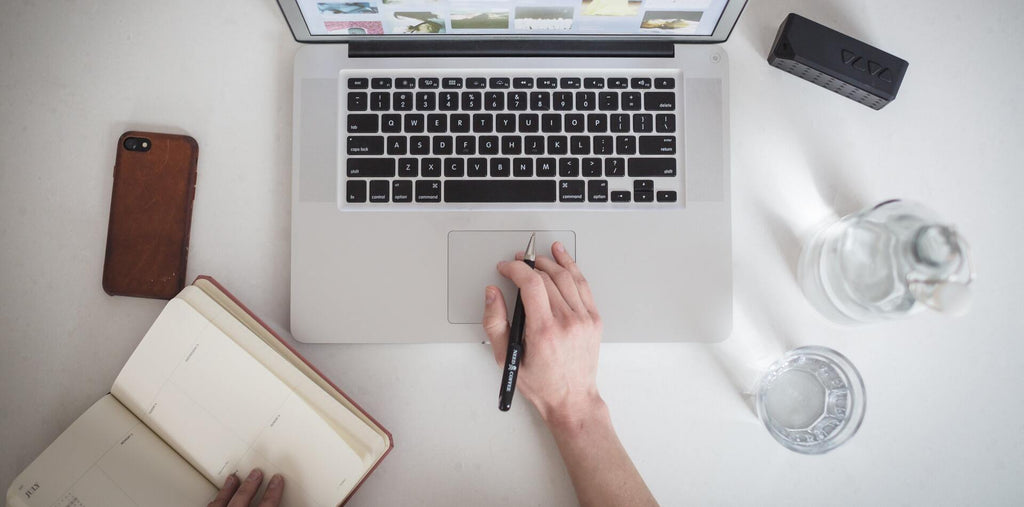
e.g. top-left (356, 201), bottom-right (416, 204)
top-left (533, 253), bottom-right (587, 314)
top-left (208, 474), bottom-right (240, 507)
top-left (550, 241), bottom-right (598, 315)
top-left (257, 474), bottom-right (285, 507)
top-left (482, 286), bottom-right (510, 364)
top-left (227, 469), bottom-right (264, 507)
top-left (497, 260), bottom-right (554, 322)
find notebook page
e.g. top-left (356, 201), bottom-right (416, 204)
top-left (5, 395), bottom-right (215, 507)
top-left (111, 299), bottom-right (365, 507)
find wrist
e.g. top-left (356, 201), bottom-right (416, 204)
top-left (539, 390), bottom-right (609, 437)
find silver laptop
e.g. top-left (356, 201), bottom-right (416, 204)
top-left (279, 0), bottom-right (744, 343)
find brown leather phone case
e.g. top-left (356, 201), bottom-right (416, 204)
top-left (102, 131), bottom-right (198, 299)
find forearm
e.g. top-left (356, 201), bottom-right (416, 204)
top-left (544, 397), bottom-right (658, 507)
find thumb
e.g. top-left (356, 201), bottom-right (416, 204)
top-left (482, 286), bottom-right (509, 365)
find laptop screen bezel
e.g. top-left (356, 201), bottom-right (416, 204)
top-left (276, 0), bottom-right (747, 44)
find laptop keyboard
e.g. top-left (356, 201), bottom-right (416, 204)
top-left (340, 70), bottom-right (682, 209)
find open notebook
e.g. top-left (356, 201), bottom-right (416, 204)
top-left (6, 277), bottom-right (392, 507)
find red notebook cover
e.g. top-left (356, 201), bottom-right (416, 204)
top-left (193, 276), bottom-right (393, 506)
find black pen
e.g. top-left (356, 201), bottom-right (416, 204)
top-left (499, 233), bottom-right (536, 412)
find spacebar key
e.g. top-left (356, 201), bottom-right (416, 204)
top-left (444, 180), bottom-right (556, 202)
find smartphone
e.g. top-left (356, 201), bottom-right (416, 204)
top-left (102, 131), bottom-right (198, 299)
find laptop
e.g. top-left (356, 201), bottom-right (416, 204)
top-left (279, 0), bottom-right (744, 343)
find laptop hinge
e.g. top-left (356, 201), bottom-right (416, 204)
top-left (349, 40), bottom-right (674, 58)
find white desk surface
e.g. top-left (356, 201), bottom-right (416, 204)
top-left (2, 0), bottom-right (1022, 505)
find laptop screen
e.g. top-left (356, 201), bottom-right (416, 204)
top-left (292, 1), bottom-right (732, 37)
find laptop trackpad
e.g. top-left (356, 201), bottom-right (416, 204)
top-left (448, 230), bottom-right (576, 324)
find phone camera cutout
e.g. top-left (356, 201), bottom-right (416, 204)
top-left (123, 137), bottom-right (152, 152)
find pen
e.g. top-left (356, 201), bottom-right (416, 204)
top-left (499, 232), bottom-right (536, 412)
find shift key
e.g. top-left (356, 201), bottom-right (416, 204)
top-left (628, 157), bottom-right (677, 177)
top-left (347, 136), bottom-right (384, 155)
top-left (347, 158), bottom-right (395, 177)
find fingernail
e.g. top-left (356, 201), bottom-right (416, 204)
top-left (224, 474), bottom-right (239, 487)
top-left (269, 474), bottom-right (283, 489)
top-left (247, 469), bottom-right (262, 482)
top-left (554, 242), bottom-right (565, 252)
top-left (496, 261), bottom-right (504, 270)
top-left (485, 287), bottom-right (495, 303)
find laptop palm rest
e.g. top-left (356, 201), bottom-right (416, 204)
top-left (448, 230), bottom-right (576, 324)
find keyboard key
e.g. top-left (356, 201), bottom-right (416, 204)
top-left (570, 136), bottom-right (590, 155)
top-left (473, 113), bottom-right (493, 133)
top-left (656, 113), bottom-right (675, 133)
top-left (628, 157), bottom-right (677, 177)
top-left (605, 157), bottom-right (625, 176)
top-left (450, 113), bottom-right (471, 132)
top-left (398, 158), bottom-right (418, 177)
top-left (444, 158), bottom-right (465, 177)
top-left (634, 190), bottom-right (654, 202)
top-left (644, 92), bottom-right (675, 111)
top-left (442, 77), bottom-right (463, 89)
top-left (439, 91), bottom-right (459, 111)
top-left (633, 113), bottom-right (653, 133)
top-left (421, 158), bottom-right (442, 177)
top-left (418, 77), bottom-right (439, 89)
top-left (608, 77), bottom-right (628, 89)
top-left (610, 114), bottom-right (630, 133)
top-left (565, 114), bottom-right (585, 133)
top-left (559, 180), bottom-right (585, 202)
top-left (432, 136), bottom-right (453, 155)
top-left (346, 180), bottom-right (366, 202)
top-left (347, 136), bottom-right (384, 155)
top-left (598, 92), bottom-right (618, 111)
top-left (639, 135), bottom-right (676, 155)
top-left (415, 180), bottom-right (442, 202)
top-left (584, 78), bottom-right (605, 89)
top-left (416, 91), bottom-right (436, 110)
top-left (461, 91), bottom-right (481, 110)
top-left (576, 92), bottom-right (596, 111)
top-left (615, 136), bottom-right (636, 155)
top-left (394, 92), bottom-right (413, 111)
top-left (347, 114), bottom-right (378, 133)
top-left (622, 92), bottom-right (641, 110)
top-left (445, 180), bottom-right (556, 202)
top-left (530, 91), bottom-right (551, 111)
top-left (395, 77), bottom-right (416, 89)
top-left (347, 158), bottom-right (395, 178)
top-left (456, 136), bottom-right (475, 155)
top-left (404, 114), bottom-right (425, 132)
top-left (537, 77), bottom-right (558, 89)
top-left (347, 78), bottom-right (368, 89)
top-left (514, 77), bottom-right (534, 89)
top-left (536, 158), bottom-right (557, 177)
top-left (553, 92), bottom-right (573, 111)
top-left (347, 92), bottom-right (367, 111)
top-left (466, 77), bottom-right (487, 89)
top-left (611, 190), bottom-right (630, 202)
top-left (382, 114), bottom-right (401, 133)
top-left (634, 179), bottom-right (654, 192)
top-left (560, 77), bottom-right (581, 89)
top-left (410, 136), bottom-right (430, 155)
top-left (657, 190), bottom-right (677, 202)
top-left (524, 136), bottom-right (544, 155)
top-left (513, 158), bottom-right (533, 177)
top-left (593, 135), bottom-right (613, 155)
top-left (489, 77), bottom-right (511, 89)
top-left (559, 158), bottom-right (579, 177)
top-left (427, 114), bottom-right (447, 133)
top-left (371, 78), bottom-right (393, 89)
top-left (489, 158), bottom-right (510, 177)
top-left (478, 136), bottom-right (499, 154)
top-left (541, 114), bottom-right (561, 132)
top-left (467, 158), bottom-right (487, 177)
top-left (485, 91), bottom-right (504, 111)
top-left (547, 136), bottom-right (568, 155)
top-left (370, 92), bottom-right (390, 111)
top-left (369, 180), bottom-right (390, 202)
top-left (587, 113), bottom-right (607, 133)
top-left (502, 136), bottom-right (522, 155)
top-left (582, 158), bottom-right (602, 177)
top-left (655, 77), bottom-right (675, 89)
top-left (393, 180), bottom-right (413, 202)
top-left (496, 114), bottom-right (516, 133)
top-left (508, 92), bottom-right (528, 111)
top-left (386, 136), bottom-right (407, 155)
top-left (519, 114), bottom-right (539, 132)
top-left (588, 180), bottom-right (608, 201)
top-left (631, 78), bottom-right (652, 89)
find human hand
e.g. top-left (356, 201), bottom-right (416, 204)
top-left (207, 469), bottom-right (284, 507)
top-left (483, 241), bottom-right (605, 426)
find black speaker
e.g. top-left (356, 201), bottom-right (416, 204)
top-left (769, 13), bottom-right (909, 110)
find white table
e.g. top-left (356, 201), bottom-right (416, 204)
top-left (2, 1), bottom-right (1022, 505)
